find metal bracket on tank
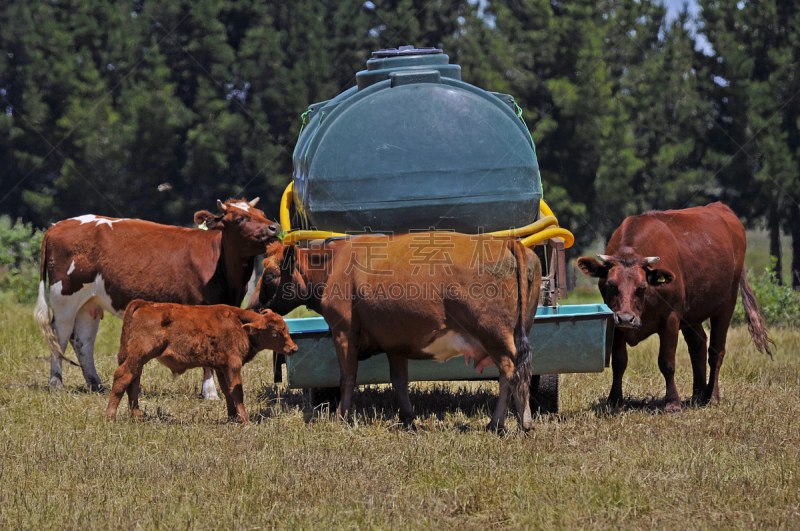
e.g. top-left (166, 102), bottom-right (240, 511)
top-left (372, 45), bottom-right (442, 58)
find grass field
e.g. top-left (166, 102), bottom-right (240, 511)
top-left (1, 297), bottom-right (799, 529)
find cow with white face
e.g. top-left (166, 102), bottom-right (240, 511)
top-left (33, 198), bottom-right (280, 395)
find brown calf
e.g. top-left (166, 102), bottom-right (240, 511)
top-left (105, 301), bottom-right (297, 424)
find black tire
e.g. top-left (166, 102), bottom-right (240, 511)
top-left (304, 386), bottom-right (341, 409)
top-left (530, 374), bottom-right (559, 414)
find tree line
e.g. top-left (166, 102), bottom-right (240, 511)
top-left (1, 0), bottom-right (798, 286)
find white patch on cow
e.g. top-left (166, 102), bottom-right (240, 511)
top-left (229, 202), bottom-right (250, 212)
top-left (68, 214), bottom-right (127, 228)
top-left (67, 261), bottom-right (76, 275)
top-left (201, 373), bottom-right (220, 400)
top-left (422, 330), bottom-right (488, 365)
top-left (49, 275), bottom-right (125, 341)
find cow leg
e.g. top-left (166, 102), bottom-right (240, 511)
top-left (200, 367), bottom-right (220, 401)
top-left (487, 371), bottom-right (512, 432)
top-left (215, 369), bottom-right (237, 419)
top-left (608, 331), bottom-right (628, 407)
top-left (69, 303), bottom-right (104, 392)
top-left (49, 302), bottom-right (80, 390)
top-left (224, 362), bottom-right (249, 424)
top-left (682, 324), bottom-right (708, 403)
top-left (387, 353), bottom-right (414, 427)
top-left (659, 314), bottom-right (682, 412)
top-left (705, 291), bottom-right (737, 405)
top-left (331, 325), bottom-right (359, 421)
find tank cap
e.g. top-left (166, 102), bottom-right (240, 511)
top-left (371, 46), bottom-right (443, 58)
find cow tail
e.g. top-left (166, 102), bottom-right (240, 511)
top-left (33, 232), bottom-right (79, 368)
top-left (508, 240), bottom-right (532, 396)
top-left (739, 266), bottom-right (775, 359)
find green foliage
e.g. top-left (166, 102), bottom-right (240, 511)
top-left (733, 260), bottom-right (800, 327)
top-left (0, 216), bottom-right (44, 303)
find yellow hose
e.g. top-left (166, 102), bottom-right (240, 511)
top-left (277, 183), bottom-right (574, 248)
top-left (280, 181), bottom-right (293, 231)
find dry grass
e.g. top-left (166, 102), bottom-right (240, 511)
top-left (1, 296), bottom-right (799, 529)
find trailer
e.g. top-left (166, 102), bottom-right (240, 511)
top-left (274, 46), bottom-right (614, 413)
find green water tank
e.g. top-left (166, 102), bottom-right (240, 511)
top-left (292, 46), bottom-right (542, 234)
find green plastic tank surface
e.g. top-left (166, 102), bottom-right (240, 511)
top-left (292, 46), bottom-right (542, 233)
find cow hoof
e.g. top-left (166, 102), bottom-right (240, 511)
top-left (90, 383), bottom-right (106, 393)
top-left (48, 378), bottom-right (64, 391)
top-left (665, 402), bottom-right (681, 413)
top-left (200, 392), bottom-right (220, 401)
top-left (485, 422), bottom-right (507, 435)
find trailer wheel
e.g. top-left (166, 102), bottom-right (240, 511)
top-left (304, 387), bottom-right (341, 410)
top-left (530, 374), bottom-right (559, 414)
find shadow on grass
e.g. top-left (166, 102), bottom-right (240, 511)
top-left (590, 395), bottom-right (709, 418)
top-left (252, 383), bottom-right (555, 432)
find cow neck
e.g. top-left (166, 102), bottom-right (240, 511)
top-left (298, 247), bottom-right (330, 313)
top-left (207, 231), bottom-right (256, 306)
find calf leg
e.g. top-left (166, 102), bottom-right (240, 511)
top-left (608, 331), bottom-right (628, 407)
top-left (127, 375), bottom-right (142, 420)
top-left (705, 290), bottom-right (737, 405)
top-left (387, 353), bottom-right (414, 427)
top-left (69, 304), bottom-right (104, 392)
top-left (215, 369), bottom-right (237, 419)
top-left (659, 314), bottom-right (682, 412)
top-left (200, 367), bottom-right (220, 400)
top-left (682, 324), bottom-right (708, 403)
top-left (106, 363), bottom-right (136, 420)
top-left (223, 362), bottom-right (249, 424)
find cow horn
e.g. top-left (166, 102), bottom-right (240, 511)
top-left (242, 323), bottom-right (258, 329)
top-left (596, 254), bottom-right (612, 264)
top-left (645, 256), bottom-right (660, 264)
top-left (248, 197), bottom-right (260, 207)
top-left (217, 199), bottom-right (227, 212)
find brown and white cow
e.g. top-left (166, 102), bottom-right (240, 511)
top-left (578, 202), bottom-right (773, 411)
top-left (105, 301), bottom-right (297, 423)
top-left (33, 198), bottom-right (280, 397)
top-left (247, 234), bottom-right (541, 431)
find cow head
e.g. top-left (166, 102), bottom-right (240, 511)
top-left (577, 253), bottom-right (675, 330)
top-left (241, 308), bottom-right (298, 356)
top-left (247, 242), bottom-right (331, 315)
top-left (194, 197), bottom-right (280, 254)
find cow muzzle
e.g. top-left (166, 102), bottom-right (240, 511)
top-left (614, 312), bottom-right (641, 330)
top-left (284, 343), bottom-right (299, 356)
top-left (259, 223), bottom-right (281, 242)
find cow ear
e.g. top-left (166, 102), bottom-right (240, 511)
top-left (646, 268), bottom-right (675, 286)
top-left (239, 311), bottom-right (267, 330)
top-left (194, 210), bottom-right (223, 230)
top-left (281, 244), bottom-right (298, 273)
top-left (577, 257), bottom-right (610, 279)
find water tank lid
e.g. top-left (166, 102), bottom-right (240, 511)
top-left (371, 45), bottom-right (442, 58)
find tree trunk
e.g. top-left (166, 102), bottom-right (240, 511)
top-left (769, 209), bottom-right (783, 284)
top-left (792, 203), bottom-right (800, 289)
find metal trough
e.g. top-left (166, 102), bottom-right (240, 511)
top-left (282, 303), bottom-right (614, 389)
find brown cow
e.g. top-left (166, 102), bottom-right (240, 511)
top-left (247, 234), bottom-right (541, 431)
top-left (105, 301), bottom-right (297, 423)
top-left (578, 203), bottom-right (773, 411)
top-left (33, 198), bottom-right (280, 398)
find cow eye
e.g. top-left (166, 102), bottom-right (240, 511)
top-left (263, 272), bottom-right (277, 282)
top-left (235, 216), bottom-right (246, 224)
